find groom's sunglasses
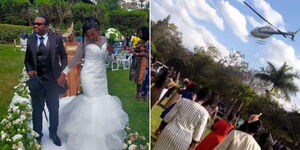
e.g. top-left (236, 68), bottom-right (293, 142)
top-left (33, 23), bottom-right (46, 26)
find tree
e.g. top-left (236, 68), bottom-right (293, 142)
top-left (226, 84), bottom-right (256, 116)
top-left (120, 0), bottom-right (148, 10)
top-left (151, 16), bottom-right (189, 63)
top-left (99, 0), bottom-right (121, 10)
top-left (255, 62), bottom-right (299, 101)
top-left (0, 0), bottom-right (32, 25)
top-left (53, 0), bottom-right (75, 27)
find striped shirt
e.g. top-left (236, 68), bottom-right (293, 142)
top-left (153, 98), bottom-right (209, 150)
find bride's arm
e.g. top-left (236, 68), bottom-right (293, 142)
top-left (62, 42), bottom-right (84, 74)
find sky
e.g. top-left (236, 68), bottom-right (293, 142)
top-left (151, 0), bottom-right (300, 111)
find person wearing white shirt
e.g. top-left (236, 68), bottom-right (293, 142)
top-left (214, 114), bottom-right (262, 150)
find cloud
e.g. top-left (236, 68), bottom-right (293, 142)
top-left (263, 38), bottom-right (300, 70)
top-left (247, 16), bottom-right (265, 27)
top-left (219, 0), bottom-right (249, 43)
top-left (261, 38), bottom-right (300, 110)
top-left (152, 0), bottom-right (230, 57)
top-left (151, 1), bottom-right (170, 21)
top-left (236, 0), bottom-right (244, 4)
top-left (252, 0), bottom-right (286, 31)
top-left (182, 0), bottom-right (224, 30)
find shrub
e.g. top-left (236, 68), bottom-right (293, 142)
top-left (0, 24), bottom-right (32, 44)
top-left (109, 9), bottom-right (149, 34)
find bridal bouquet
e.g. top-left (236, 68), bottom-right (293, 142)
top-left (105, 28), bottom-right (122, 47)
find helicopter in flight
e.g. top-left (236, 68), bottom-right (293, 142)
top-left (244, 1), bottom-right (300, 41)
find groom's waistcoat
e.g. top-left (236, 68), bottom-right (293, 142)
top-left (36, 41), bottom-right (54, 80)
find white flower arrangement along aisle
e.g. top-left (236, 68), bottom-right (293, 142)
top-left (0, 68), bottom-right (41, 150)
top-left (0, 68), bottom-right (149, 150)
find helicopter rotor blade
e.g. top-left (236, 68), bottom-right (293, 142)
top-left (244, 1), bottom-right (287, 38)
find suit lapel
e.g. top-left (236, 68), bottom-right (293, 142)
top-left (31, 35), bottom-right (38, 67)
top-left (48, 34), bottom-right (56, 67)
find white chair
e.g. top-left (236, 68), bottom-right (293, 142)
top-left (118, 52), bottom-right (133, 69)
top-left (20, 38), bottom-right (27, 51)
top-left (14, 39), bottom-right (22, 51)
top-left (110, 53), bottom-right (120, 71)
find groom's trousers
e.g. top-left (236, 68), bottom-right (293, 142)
top-left (31, 78), bottom-right (59, 137)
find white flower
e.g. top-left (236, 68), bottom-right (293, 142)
top-left (31, 131), bottom-right (39, 138)
top-left (128, 144), bottom-right (138, 150)
top-left (140, 145), bottom-right (145, 150)
top-left (129, 132), bottom-right (139, 141)
top-left (12, 144), bottom-right (18, 149)
top-left (13, 119), bottom-right (22, 125)
top-left (12, 105), bottom-right (19, 112)
top-left (105, 28), bottom-right (122, 41)
top-left (1, 132), bottom-right (7, 140)
top-left (12, 134), bottom-right (23, 141)
top-left (17, 148), bottom-right (24, 150)
top-left (127, 140), bottom-right (132, 145)
top-left (122, 143), bottom-right (128, 149)
top-left (6, 122), bottom-right (12, 128)
top-left (1, 119), bottom-right (8, 125)
top-left (8, 114), bottom-right (13, 120)
top-left (19, 115), bottom-right (26, 121)
top-left (18, 141), bottom-right (24, 147)
top-left (140, 136), bottom-right (146, 140)
top-left (126, 126), bottom-right (131, 131)
top-left (34, 143), bottom-right (41, 149)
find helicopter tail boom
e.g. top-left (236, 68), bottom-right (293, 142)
top-left (291, 28), bottom-right (300, 41)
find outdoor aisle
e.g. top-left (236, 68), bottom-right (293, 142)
top-left (36, 96), bottom-right (74, 150)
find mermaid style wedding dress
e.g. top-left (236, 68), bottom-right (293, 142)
top-left (58, 42), bottom-right (128, 150)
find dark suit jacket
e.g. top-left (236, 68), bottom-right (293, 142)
top-left (24, 32), bottom-right (67, 79)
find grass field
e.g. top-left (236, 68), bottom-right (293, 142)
top-left (0, 44), bottom-right (149, 141)
top-left (107, 69), bottom-right (149, 139)
top-left (0, 44), bottom-right (25, 121)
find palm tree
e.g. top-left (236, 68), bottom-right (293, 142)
top-left (255, 61), bottom-right (299, 101)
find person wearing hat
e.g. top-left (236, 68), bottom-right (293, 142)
top-left (62, 23), bottom-right (81, 97)
top-left (24, 16), bottom-right (67, 146)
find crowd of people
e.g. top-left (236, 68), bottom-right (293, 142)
top-left (126, 27), bottom-right (149, 101)
top-left (151, 62), bottom-right (292, 150)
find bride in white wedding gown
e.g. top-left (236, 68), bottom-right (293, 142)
top-left (57, 18), bottom-right (128, 150)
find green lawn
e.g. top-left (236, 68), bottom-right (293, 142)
top-left (0, 44), bottom-right (25, 121)
top-left (107, 69), bottom-right (149, 139)
top-left (0, 44), bottom-right (149, 141)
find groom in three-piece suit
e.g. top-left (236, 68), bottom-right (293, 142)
top-left (24, 16), bottom-right (67, 146)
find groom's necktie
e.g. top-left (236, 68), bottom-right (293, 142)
top-left (39, 36), bottom-right (45, 48)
